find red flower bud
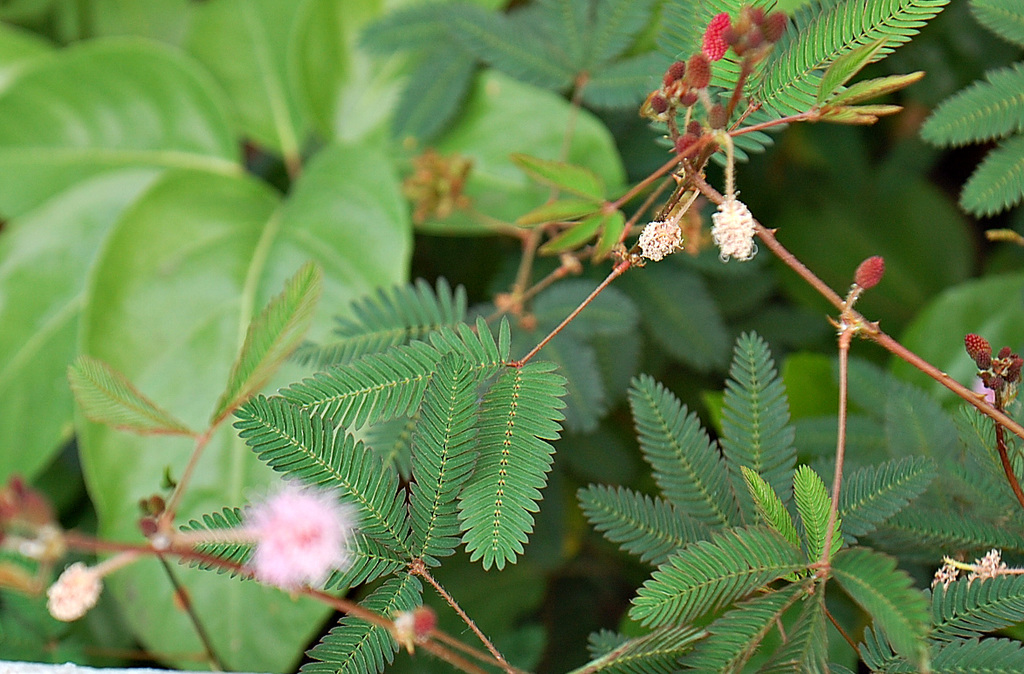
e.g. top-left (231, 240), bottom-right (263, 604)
top-left (708, 103), bottom-right (728, 130)
top-left (679, 90), bottom-right (699, 107)
top-left (965, 333), bottom-right (992, 364)
top-left (649, 94), bottom-right (669, 114)
top-left (702, 12), bottom-right (732, 61)
top-left (999, 346), bottom-right (1013, 359)
top-left (686, 120), bottom-right (704, 136)
top-left (854, 255), bottom-right (885, 289)
top-left (686, 53), bottom-right (712, 89)
top-left (762, 12), bottom-right (789, 43)
top-left (675, 133), bottom-right (700, 156)
top-left (663, 60), bottom-right (686, 86)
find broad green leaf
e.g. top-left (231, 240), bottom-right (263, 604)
top-left (0, 38), bottom-right (240, 218)
top-left (291, 0), bottom-right (403, 143)
top-left (187, 0), bottom-right (307, 158)
top-left (423, 70), bottom-right (625, 234)
top-left (832, 547), bottom-right (930, 667)
top-left (68, 356), bottom-right (193, 436)
top-left (511, 153), bottom-right (606, 200)
top-left (817, 39), bottom-right (887, 104)
top-left (77, 144), bottom-right (409, 669)
top-left (891, 274), bottom-right (1024, 405)
top-left (594, 209), bottom-right (626, 261)
top-left (538, 213), bottom-right (606, 255)
top-left (820, 103), bottom-right (904, 124)
top-left (0, 169), bottom-right (159, 483)
top-left (85, 0), bottom-right (194, 46)
top-left (0, 22), bottom-right (50, 92)
top-left (211, 262), bottom-right (323, 424)
top-left (829, 71), bottom-right (926, 106)
top-left (517, 198), bottom-right (602, 226)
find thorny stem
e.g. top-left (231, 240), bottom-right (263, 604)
top-left (156, 554), bottom-right (224, 671)
top-left (410, 560), bottom-right (519, 674)
top-left (510, 259), bottom-right (632, 367)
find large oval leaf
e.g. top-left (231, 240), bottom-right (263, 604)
top-left (187, 0), bottom-right (307, 158)
top-left (0, 169), bottom-right (160, 482)
top-left (0, 38), bottom-right (239, 218)
top-left (78, 142), bottom-right (410, 669)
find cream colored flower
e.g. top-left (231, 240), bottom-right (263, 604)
top-left (638, 219), bottom-right (684, 261)
top-left (711, 198), bottom-right (757, 261)
top-left (47, 562), bottom-right (102, 621)
top-left (968, 549), bottom-right (1007, 583)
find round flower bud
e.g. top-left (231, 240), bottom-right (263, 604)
top-left (854, 255), bottom-right (885, 289)
top-left (47, 563), bottom-right (102, 622)
top-left (675, 133), bottom-right (700, 156)
top-left (649, 94), bottom-right (669, 114)
top-left (702, 12), bottom-right (732, 61)
top-left (964, 334), bottom-right (992, 365)
top-left (686, 120), bottom-right (704, 136)
top-left (762, 12), bottom-right (789, 43)
top-left (708, 104), bottom-right (728, 130)
top-left (686, 53), bottom-right (712, 89)
top-left (679, 90), bottom-right (699, 107)
top-left (663, 60), bottom-right (686, 86)
top-left (999, 346), bottom-right (1013, 359)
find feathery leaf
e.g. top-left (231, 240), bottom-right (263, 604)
top-left (589, 0), bottom-right (661, 66)
top-left (179, 508), bottom-right (250, 575)
top-left (757, 0), bottom-right (949, 116)
top-left (295, 278), bottom-right (466, 369)
top-left (68, 355), bottom-right (193, 435)
top-left (511, 153), bottom-right (606, 200)
top-left (323, 534), bottom-right (406, 592)
top-left (578, 485), bottom-right (710, 566)
top-left (628, 375), bottom-right (736, 527)
top-left (584, 52), bottom-right (668, 109)
top-left (932, 637), bottom-right (1024, 670)
top-left (213, 262), bottom-right (322, 423)
top-left (971, 0), bottom-right (1024, 48)
top-left (392, 43), bottom-right (476, 143)
top-left (921, 63), bottom-right (1024, 147)
top-left (832, 547), bottom-right (930, 667)
top-left (817, 38), bottom-right (887, 105)
top-left (874, 509), bottom-right (1024, 556)
top-left (234, 396), bottom-right (411, 556)
top-left (759, 592), bottom-right (829, 673)
top-left (684, 582), bottom-right (807, 671)
top-left (578, 626), bottom-right (705, 674)
top-left (629, 526), bottom-right (805, 627)
top-left (839, 456), bottom-right (936, 539)
top-left (302, 575), bottom-right (421, 674)
top-left (741, 466), bottom-right (800, 549)
top-left (794, 464), bottom-right (842, 561)
top-left (459, 362), bottom-right (567, 570)
top-left (721, 332), bottom-right (796, 524)
top-left (409, 355), bottom-right (480, 564)
top-left (961, 133), bottom-right (1024, 216)
top-left (932, 575), bottom-right (1024, 641)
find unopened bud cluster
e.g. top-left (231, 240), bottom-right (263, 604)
top-left (965, 333), bottom-right (1023, 404)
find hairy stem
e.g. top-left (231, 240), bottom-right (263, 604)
top-left (995, 422), bottom-right (1024, 510)
top-left (820, 327), bottom-right (852, 574)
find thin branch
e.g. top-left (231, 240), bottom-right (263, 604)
top-left (819, 326), bottom-right (852, 575)
top-left (995, 421), bottom-right (1024, 510)
top-left (156, 554), bottom-right (224, 670)
top-left (411, 560), bottom-right (518, 674)
top-left (510, 258), bottom-right (632, 367)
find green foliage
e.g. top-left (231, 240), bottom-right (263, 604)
top-left (628, 374), bottom-right (736, 527)
top-left (294, 278), bottom-right (467, 370)
top-left (629, 526), bottom-right (805, 627)
top-left (921, 0), bottom-right (1024, 215)
top-left (931, 576), bottom-right (1024, 641)
top-left (839, 456), bottom-right (936, 539)
top-left (758, 0), bottom-right (949, 116)
top-left (459, 362), bottom-right (568, 569)
top-left (833, 547), bottom-right (930, 666)
top-left (577, 485), bottom-right (709, 566)
top-left (179, 508), bottom-right (251, 574)
top-left (793, 464), bottom-right (842, 561)
top-left (409, 355), bottom-right (480, 564)
top-left (721, 332), bottom-right (797, 523)
top-left (302, 575), bottom-right (422, 674)
top-left (581, 626), bottom-right (705, 673)
top-left (212, 262), bottom-right (323, 423)
top-left (67, 355), bottom-right (193, 435)
top-left (741, 465), bottom-right (800, 548)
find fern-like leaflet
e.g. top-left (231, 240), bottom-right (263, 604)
top-left (458, 362), bottom-right (568, 570)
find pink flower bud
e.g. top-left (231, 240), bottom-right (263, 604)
top-left (702, 13), bottom-right (732, 61)
top-left (854, 255), bottom-right (885, 289)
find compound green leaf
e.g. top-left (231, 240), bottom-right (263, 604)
top-left (511, 153), bottom-right (606, 200)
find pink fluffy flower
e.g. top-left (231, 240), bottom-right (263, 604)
top-left (245, 482), bottom-right (354, 589)
top-left (702, 13), bottom-right (732, 61)
top-left (47, 562), bottom-right (102, 621)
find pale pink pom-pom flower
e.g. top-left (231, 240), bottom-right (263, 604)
top-left (711, 198), bottom-right (757, 261)
top-left (47, 562), bottom-right (102, 621)
top-left (246, 482), bottom-right (354, 589)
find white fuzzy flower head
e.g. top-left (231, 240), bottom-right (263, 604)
top-left (246, 482), bottom-right (355, 590)
top-left (47, 562), bottom-right (102, 621)
top-left (638, 219), bottom-right (683, 261)
top-left (968, 549), bottom-right (1007, 584)
top-left (711, 198), bottom-right (757, 262)
top-left (932, 561), bottom-right (960, 589)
